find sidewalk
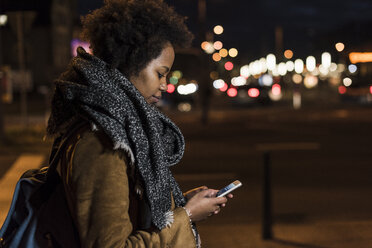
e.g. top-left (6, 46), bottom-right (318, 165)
top-left (1, 108), bottom-right (372, 247)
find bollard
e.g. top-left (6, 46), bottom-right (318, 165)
top-left (262, 151), bottom-right (272, 240)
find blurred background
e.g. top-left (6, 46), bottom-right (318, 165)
top-left (1, 0), bottom-right (372, 247)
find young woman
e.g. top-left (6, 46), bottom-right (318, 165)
top-left (47, 0), bottom-right (231, 247)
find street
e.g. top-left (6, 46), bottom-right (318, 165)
top-left (1, 105), bottom-right (372, 247)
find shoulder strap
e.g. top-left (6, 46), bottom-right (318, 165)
top-left (47, 121), bottom-right (89, 179)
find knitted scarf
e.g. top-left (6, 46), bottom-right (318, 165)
top-left (47, 47), bottom-right (187, 230)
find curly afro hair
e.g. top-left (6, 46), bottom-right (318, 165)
top-left (80, 0), bottom-right (194, 78)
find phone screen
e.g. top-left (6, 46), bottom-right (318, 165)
top-left (216, 180), bottom-right (242, 197)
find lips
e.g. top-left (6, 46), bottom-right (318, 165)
top-left (150, 95), bottom-right (161, 103)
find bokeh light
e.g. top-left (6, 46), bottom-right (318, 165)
top-left (348, 64), bottom-right (357, 73)
top-left (278, 62), bottom-right (287, 76)
top-left (169, 76), bottom-right (178, 85)
top-left (210, 71), bottom-right (219, 80)
top-left (219, 82), bottom-right (228, 92)
top-left (0, 15), bottom-right (8, 26)
top-left (213, 41), bottom-right (223, 50)
top-left (178, 102), bottom-right (192, 112)
top-left (224, 61), bottom-right (234, 71)
top-left (214, 25), bottom-right (224, 35)
top-left (219, 48), bottom-right (228, 57)
top-left (231, 76), bottom-right (247, 86)
top-left (304, 75), bottom-right (318, 88)
top-left (284, 50), bottom-right (293, 59)
top-left (286, 61), bottom-right (295, 72)
top-left (227, 88), bottom-right (238, 97)
top-left (167, 84), bottom-right (175, 93)
top-left (292, 74), bottom-right (303, 84)
top-left (266, 54), bottom-right (276, 71)
top-left (306, 56), bottom-right (316, 72)
top-left (204, 42), bottom-right (215, 54)
top-left (271, 84), bottom-right (281, 95)
top-left (338, 86), bottom-right (347, 94)
top-left (248, 88), bottom-right (260, 98)
top-left (212, 52), bottom-right (221, 62)
top-left (172, 70), bottom-right (183, 79)
top-left (177, 82), bottom-right (198, 95)
top-left (259, 74), bottom-right (273, 86)
top-left (229, 48), bottom-right (238, 57)
top-left (335, 42), bottom-right (345, 52)
top-left (294, 59), bottom-right (304, 74)
top-left (201, 41), bottom-right (209, 50)
top-left (343, 77), bottom-right (352, 87)
top-left (240, 65), bottom-right (250, 78)
top-left (321, 52), bottom-right (331, 69)
top-left (213, 79), bottom-right (225, 89)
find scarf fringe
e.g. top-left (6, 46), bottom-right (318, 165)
top-left (165, 210), bottom-right (174, 228)
top-left (113, 141), bottom-right (135, 164)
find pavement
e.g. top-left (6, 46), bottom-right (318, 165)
top-left (1, 106), bottom-right (372, 247)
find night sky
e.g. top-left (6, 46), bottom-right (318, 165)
top-left (77, 0), bottom-right (372, 61)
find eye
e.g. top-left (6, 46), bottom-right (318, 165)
top-left (158, 72), bottom-right (165, 79)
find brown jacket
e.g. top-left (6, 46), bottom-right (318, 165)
top-left (58, 127), bottom-right (196, 248)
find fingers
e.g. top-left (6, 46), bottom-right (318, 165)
top-left (198, 189), bottom-right (217, 197)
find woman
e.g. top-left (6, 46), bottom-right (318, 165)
top-left (47, 0), bottom-right (231, 247)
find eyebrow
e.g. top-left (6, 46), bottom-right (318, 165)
top-left (161, 66), bottom-right (170, 72)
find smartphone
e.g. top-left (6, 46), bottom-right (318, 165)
top-left (216, 180), bottom-right (242, 197)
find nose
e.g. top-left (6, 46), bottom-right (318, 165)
top-left (160, 82), bottom-right (168, 92)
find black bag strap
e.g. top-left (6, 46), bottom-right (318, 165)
top-left (46, 121), bottom-right (89, 181)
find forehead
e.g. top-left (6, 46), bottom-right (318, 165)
top-left (151, 45), bottom-right (175, 65)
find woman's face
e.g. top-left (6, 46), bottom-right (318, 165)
top-left (130, 44), bottom-right (175, 104)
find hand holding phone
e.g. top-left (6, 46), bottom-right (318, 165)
top-left (216, 180), bottom-right (242, 197)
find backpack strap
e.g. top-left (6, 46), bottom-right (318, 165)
top-left (46, 121), bottom-right (90, 182)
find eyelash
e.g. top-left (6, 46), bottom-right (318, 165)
top-left (158, 72), bottom-right (165, 79)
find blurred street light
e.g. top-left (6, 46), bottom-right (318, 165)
top-left (306, 56), bottom-right (316, 72)
top-left (240, 65), bottom-right (250, 78)
top-left (321, 52), bottom-right (331, 69)
top-left (348, 64), bottom-right (357, 73)
top-left (286, 61), bottom-right (294, 72)
top-left (201, 41), bottom-right (209, 50)
top-left (294, 59), bottom-right (304, 74)
top-left (335, 42), bottom-right (345, 52)
top-left (266, 54), bottom-right (276, 71)
top-left (213, 79), bottom-right (225, 89)
top-left (292, 74), bottom-right (302, 84)
top-left (213, 41), bottom-right (223, 50)
top-left (231, 76), bottom-right (246, 86)
top-left (304, 75), bottom-right (318, 88)
top-left (338, 86), bottom-right (347, 94)
top-left (227, 88), bottom-right (237, 97)
top-left (224, 61), bottom-right (234, 71)
top-left (213, 25), bottom-right (224, 35)
top-left (167, 84), bottom-right (175, 93)
top-left (210, 71), bottom-right (219, 80)
top-left (0, 15), bottom-right (7, 26)
top-left (284, 49), bottom-right (293, 59)
top-left (259, 74), bottom-right (273, 86)
top-left (343, 77), bottom-right (352, 87)
top-left (219, 82), bottom-right (228, 92)
top-left (349, 52), bottom-right (372, 63)
top-left (248, 88), bottom-right (260, 98)
top-left (228, 48), bottom-right (238, 57)
top-left (212, 52), bottom-right (221, 62)
top-left (219, 48), bottom-right (228, 57)
top-left (278, 62), bottom-right (287, 76)
top-left (172, 70), bottom-right (183, 79)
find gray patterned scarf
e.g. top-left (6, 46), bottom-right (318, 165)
top-left (47, 47), bottom-right (187, 230)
